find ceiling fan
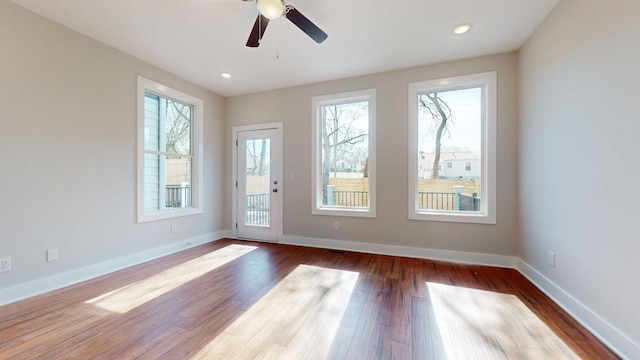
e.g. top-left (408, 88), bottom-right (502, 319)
top-left (243, 0), bottom-right (328, 47)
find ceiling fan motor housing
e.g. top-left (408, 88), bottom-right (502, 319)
top-left (246, 0), bottom-right (328, 47)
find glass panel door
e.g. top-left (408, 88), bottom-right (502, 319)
top-left (237, 128), bottom-right (280, 241)
top-left (244, 137), bottom-right (271, 227)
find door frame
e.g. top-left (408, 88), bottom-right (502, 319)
top-left (232, 123), bottom-right (283, 242)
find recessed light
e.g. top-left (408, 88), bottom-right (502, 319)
top-left (453, 24), bottom-right (471, 35)
top-left (220, 72), bottom-right (232, 78)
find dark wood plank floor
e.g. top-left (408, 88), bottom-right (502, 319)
top-left (0, 238), bottom-right (619, 359)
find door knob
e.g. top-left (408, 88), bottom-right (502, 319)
top-left (272, 188), bottom-right (278, 193)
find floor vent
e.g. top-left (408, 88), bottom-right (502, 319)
top-left (325, 249), bottom-right (346, 255)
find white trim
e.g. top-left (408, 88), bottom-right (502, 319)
top-left (137, 76), bottom-right (204, 223)
top-left (517, 259), bottom-right (637, 360)
top-left (232, 123), bottom-right (284, 242)
top-left (280, 234), bottom-right (516, 268)
top-left (0, 232), bottom-right (224, 307)
top-left (408, 72), bottom-right (496, 224)
top-left (311, 88), bottom-right (376, 218)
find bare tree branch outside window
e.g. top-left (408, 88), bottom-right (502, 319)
top-left (418, 93), bottom-right (452, 179)
top-left (321, 101), bottom-right (368, 204)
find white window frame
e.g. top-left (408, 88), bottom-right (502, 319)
top-left (137, 76), bottom-right (204, 223)
top-left (408, 72), bottom-right (496, 224)
top-left (311, 89), bottom-right (376, 218)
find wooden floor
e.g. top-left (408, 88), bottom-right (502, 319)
top-left (0, 239), bottom-right (618, 359)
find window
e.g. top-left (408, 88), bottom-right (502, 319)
top-left (312, 89), bottom-right (376, 217)
top-left (137, 76), bottom-right (203, 222)
top-left (408, 72), bottom-right (496, 224)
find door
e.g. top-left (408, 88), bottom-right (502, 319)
top-left (235, 127), bottom-right (281, 241)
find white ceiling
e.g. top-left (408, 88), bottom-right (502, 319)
top-left (10, 0), bottom-right (559, 97)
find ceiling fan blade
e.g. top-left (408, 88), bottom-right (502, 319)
top-left (246, 14), bottom-right (270, 47)
top-left (284, 5), bottom-right (328, 44)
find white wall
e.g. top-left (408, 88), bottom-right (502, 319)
top-left (0, 1), bottom-right (226, 297)
top-left (519, 0), bottom-right (640, 357)
top-left (225, 53), bottom-right (520, 256)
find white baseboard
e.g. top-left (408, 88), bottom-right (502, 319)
top-left (0, 232), bottom-right (223, 307)
top-left (517, 259), bottom-right (637, 360)
top-left (280, 235), bottom-right (518, 268)
top-left (221, 229), bottom-right (236, 238)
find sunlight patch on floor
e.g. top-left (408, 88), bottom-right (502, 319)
top-left (427, 282), bottom-right (580, 359)
top-left (191, 264), bottom-right (359, 360)
top-left (85, 244), bottom-right (257, 313)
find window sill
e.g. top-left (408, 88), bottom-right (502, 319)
top-left (137, 207), bottom-right (203, 223)
top-left (409, 211), bottom-right (495, 224)
top-left (313, 207), bottom-right (376, 218)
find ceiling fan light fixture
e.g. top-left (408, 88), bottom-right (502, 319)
top-left (257, 0), bottom-right (284, 20)
top-left (246, 0), bottom-right (327, 47)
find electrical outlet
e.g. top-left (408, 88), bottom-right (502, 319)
top-left (548, 251), bottom-right (555, 268)
top-left (171, 224), bottom-right (177, 233)
top-left (333, 221), bottom-right (340, 231)
top-left (0, 257), bottom-right (11, 272)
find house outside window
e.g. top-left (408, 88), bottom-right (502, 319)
top-left (312, 89), bottom-right (376, 218)
top-left (408, 72), bottom-right (496, 224)
top-left (137, 76), bottom-right (203, 222)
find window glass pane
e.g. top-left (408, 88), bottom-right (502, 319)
top-left (244, 138), bottom-right (271, 227)
top-left (165, 156), bottom-right (191, 208)
top-left (144, 153), bottom-right (160, 213)
top-left (320, 101), bottom-right (369, 208)
top-left (144, 93), bottom-right (160, 152)
top-left (165, 99), bottom-right (191, 155)
top-left (417, 87), bottom-right (481, 212)
top-left (143, 93), bottom-right (193, 213)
